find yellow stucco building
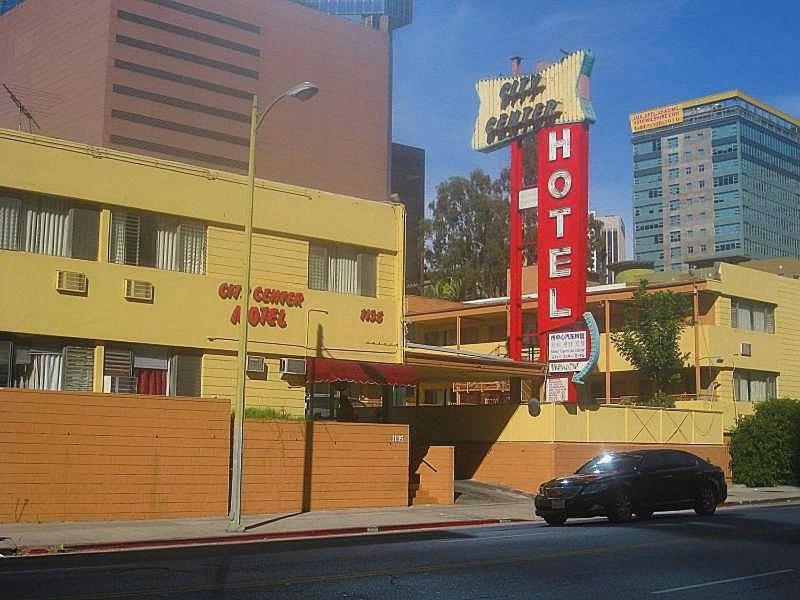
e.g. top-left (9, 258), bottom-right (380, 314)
top-left (407, 259), bottom-right (800, 432)
top-left (0, 128), bottom-right (407, 416)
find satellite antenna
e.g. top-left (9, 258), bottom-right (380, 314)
top-left (2, 83), bottom-right (41, 132)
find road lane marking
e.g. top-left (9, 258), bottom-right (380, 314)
top-left (651, 569), bottom-right (795, 594)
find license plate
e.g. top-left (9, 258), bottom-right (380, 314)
top-left (551, 499), bottom-right (565, 509)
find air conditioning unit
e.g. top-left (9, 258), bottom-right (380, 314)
top-left (246, 354), bottom-right (266, 373)
top-left (124, 279), bottom-right (154, 302)
top-left (56, 270), bottom-right (88, 294)
top-left (103, 375), bottom-right (137, 393)
top-left (740, 342), bottom-right (752, 357)
top-left (279, 357), bottom-right (306, 376)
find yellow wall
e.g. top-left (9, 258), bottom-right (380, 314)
top-left (392, 403), bottom-right (723, 445)
top-left (0, 129), bottom-right (405, 413)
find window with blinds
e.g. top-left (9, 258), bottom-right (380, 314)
top-left (63, 346), bottom-right (95, 391)
top-left (0, 339), bottom-right (93, 391)
top-left (0, 192), bottom-right (99, 260)
top-left (730, 298), bottom-right (775, 333)
top-left (308, 243), bottom-right (377, 297)
top-left (109, 212), bottom-right (206, 274)
top-left (733, 370), bottom-right (777, 402)
top-left (103, 347), bottom-right (201, 396)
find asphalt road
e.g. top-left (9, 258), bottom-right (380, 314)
top-left (2, 504), bottom-right (800, 599)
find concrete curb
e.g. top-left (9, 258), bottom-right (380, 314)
top-left (720, 496), bottom-right (800, 508)
top-left (7, 497), bottom-right (800, 558)
top-left (9, 517), bottom-right (526, 557)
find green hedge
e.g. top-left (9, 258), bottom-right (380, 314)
top-left (729, 398), bottom-right (800, 487)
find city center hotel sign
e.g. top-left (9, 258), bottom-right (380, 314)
top-left (472, 49), bottom-right (597, 404)
top-left (472, 49), bottom-right (596, 153)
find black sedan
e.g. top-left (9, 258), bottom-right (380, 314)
top-left (535, 449), bottom-right (727, 525)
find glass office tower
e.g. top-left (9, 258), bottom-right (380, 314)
top-left (631, 91), bottom-right (800, 271)
top-left (0, 0), bottom-right (24, 15)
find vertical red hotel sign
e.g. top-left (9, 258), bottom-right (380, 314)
top-left (537, 124), bottom-right (590, 403)
top-left (473, 50), bottom-right (596, 405)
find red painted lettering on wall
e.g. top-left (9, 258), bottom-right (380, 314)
top-left (360, 308), bottom-right (384, 324)
top-left (220, 281), bottom-right (300, 329)
top-left (218, 282), bottom-right (242, 300)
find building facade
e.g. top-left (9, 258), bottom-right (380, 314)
top-left (591, 214), bottom-right (626, 283)
top-left (390, 142), bottom-right (425, 292)
top-left (631, 91), bottom-right (800, 271)
top-left (0, 128), bottom-right (406, 416)
top-left (0, 0), bottom-right (392, 201)
top-left (406, 258), bottom-right (800, 431)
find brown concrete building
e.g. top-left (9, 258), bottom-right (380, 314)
top-left (0, 0), bottom-right (391, 201)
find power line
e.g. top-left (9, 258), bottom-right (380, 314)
top-left (2, 82), bottom-right (41, 132)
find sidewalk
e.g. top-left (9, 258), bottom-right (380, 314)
top-left (2, 483), bottom-right (799, 557)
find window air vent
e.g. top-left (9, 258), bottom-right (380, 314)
top-left (740, 342), bottom-right (752, 357)
top-left (246, 354), bottom-right (266, 373)
top-left (124, 279), bottom-right (154, 302)
top-left (279, 357), bottom-right (306, 376)
top-left (56, 270), bottom-right (89, 295)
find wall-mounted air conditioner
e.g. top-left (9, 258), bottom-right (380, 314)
top-left (56, 270), bottom-right (88, 294)
top-left (124, 279), bottom-right (154, 302)
top-left (246, 354), bottom-right (266, 373)
top-left (279, 357), bottom-right (306, 376)
top-left (740, 342), bottom-right (752, 357)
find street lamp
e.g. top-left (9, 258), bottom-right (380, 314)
top-left (229, 82), bottom-right (319, 530)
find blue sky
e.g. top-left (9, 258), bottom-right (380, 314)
top-left (391, 0), bottom-right (800, 244)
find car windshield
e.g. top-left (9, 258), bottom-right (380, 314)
top-left (576, 454), bottom-right (641, 475)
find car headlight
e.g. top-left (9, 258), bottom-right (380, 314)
top-left (581, 481), bottom-right (610, 495)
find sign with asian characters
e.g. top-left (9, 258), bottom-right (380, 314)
top-left (472, 49), bottom-right (595, 152)
top-left (629, 104), bottom-right (683, 133)
top-left (545, 376), bottom-right (569, 403)
top-left (548, 330), bottom-right (588, 361)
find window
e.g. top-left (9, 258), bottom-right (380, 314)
top-left (685, 167), bottom-right (692, 175)
top-left (669, 168), bottom-right (679, 179)
top-left (103, 347), bottom-right (201, 396)
top-left (670, 215), bottom-right (680, 226)
top-left (668, 153), bottom-right (679, 164)
top-left (109, 212), bottom-right (206, 274)
top-left (423, 388), bottom-right (450, 406)
top-left (0, 338), bottom-right (94, 391)
top-left (731, 298), bottom-right (775, 333)
top-left (670, 246), bottom-right (681, 258)
top-left (698, 180), bottom-right (706, 189)
top-left (669, 199), bottom-right (681, 211)
top-left (669, 184), bottom-right (680, 195)
top-left (734, 370), bottom-right (777, 402)
top-left (670, 231), bottom-right (681, 242)
top-left (0, 192), bottom-right (99, 259)
top-left (667, 137), bottom-right (678, 149)
top-left (308, 243), bottom-right (377, 297)
top-left (698, 164), bottom-right (705, 173)
top-left (688, 246), bottom-right (694, 254)
top-left (684, 151), bottom-right (692, 160)
top-left (423, 330), bottom-right (456, 346)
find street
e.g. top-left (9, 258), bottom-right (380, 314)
top-left (2, 504), bottom-right (799, 599)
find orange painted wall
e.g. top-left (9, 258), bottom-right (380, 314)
top-left (410, 446), bottom-right (454, 505)
top-left (0, 389), bottom-right (230, 523)
top-left (243, 421), bottom-right (410, 513)
top-left (457, 441), bottom-right (730, 493)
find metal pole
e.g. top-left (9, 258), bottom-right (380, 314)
top-left (229, 94), bottom-right (259, 530)
top-left (604, 299), bottom-right (611, 404)
top-left (693, 286), bottom-right (701, 401)
top-left (508, 56), bottom-right (524, 362)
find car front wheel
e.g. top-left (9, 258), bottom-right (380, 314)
top-left (694, 485), bottom-right (718, 516)
top-left (607, 492), bottom-right (632, 523)
top-left (544, 513), bottom-right (567, 526)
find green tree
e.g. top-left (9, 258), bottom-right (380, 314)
top-left (425, 170), bottom-right (508, 300)
top-left (610, 281), bottom-right (692, 405)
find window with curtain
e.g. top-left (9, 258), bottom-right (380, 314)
top-left (308, 243), bottom-right (377, 297)
top-left (0, 339), bottom-right (94, 391)
top-left (0, 192), bottom-right (99, 259)
top-left (733, 370), bottom-right (777, 402)
top-left (103, 346), bottom-right (201, 396)
top-left (731, 298), bottom-right (775, 333)
top-left (109, 212), bottom-right (206, 274)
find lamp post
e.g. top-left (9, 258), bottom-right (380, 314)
top-left (229, 82), bottom-right (319, 530)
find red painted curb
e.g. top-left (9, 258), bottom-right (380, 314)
top-left (16, 518), bottom-right (527, 556)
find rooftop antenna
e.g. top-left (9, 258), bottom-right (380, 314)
top-left (2, 83), bottom-right (41, 132)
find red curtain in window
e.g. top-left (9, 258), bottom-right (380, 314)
top-left (135, 368), bottom-right (167, 395)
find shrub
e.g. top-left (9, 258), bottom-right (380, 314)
top-left (243, 406), bottom-right (305, 422)
top-left (729, 398), bottom-right (800, 487)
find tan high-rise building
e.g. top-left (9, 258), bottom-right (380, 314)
top-left (0, 0), bottom-right (392, 201)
